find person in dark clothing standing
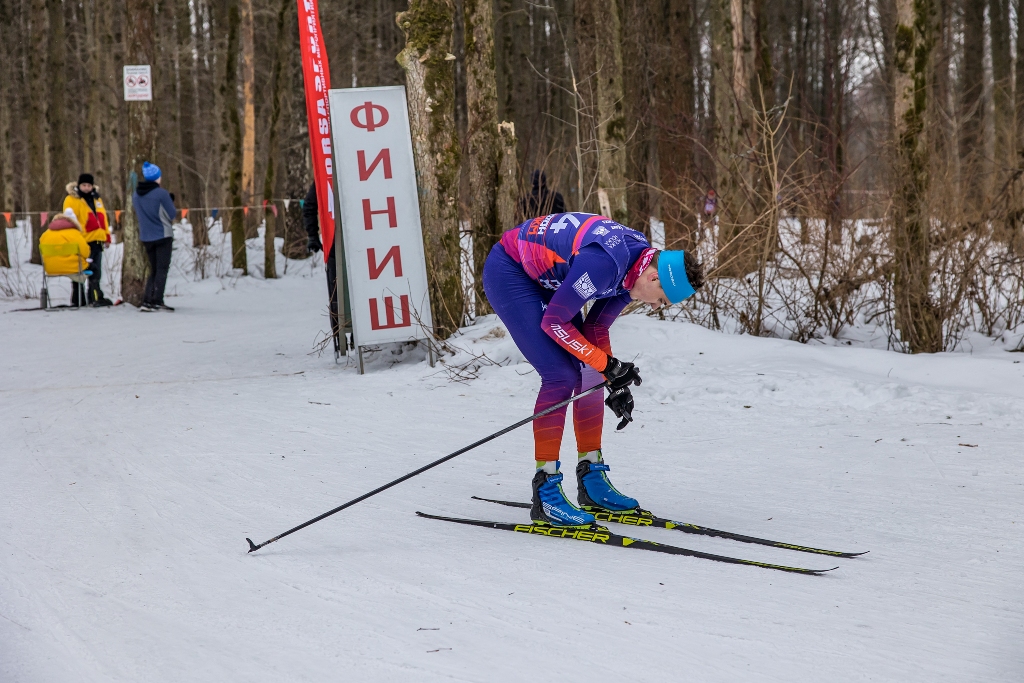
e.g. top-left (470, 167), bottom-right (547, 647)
top-left (518, 169), bottom-right (565, 219)
top-left (63, 173), bottom-right (113, 306)
top-left (132, 162), bottom-right (177, 312)
top-left (303, 182), bottom-right (342, 355)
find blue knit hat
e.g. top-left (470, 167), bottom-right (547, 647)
top-left (657, 250), bottom-right (696, 304)
top-left (142, 162), bottom-right (161, 181)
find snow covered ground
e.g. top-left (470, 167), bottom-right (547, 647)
top-left (2, 229), bottom-right (1023, 681)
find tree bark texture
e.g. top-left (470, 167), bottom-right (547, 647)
top-left (655, 0), bottom-right (697, 247)
top-left (27, 0), bottom-right (47, 265)
top-left (122, 0), bottom-right (159, 306)
top-left (990, 0), bottom-right (1012, 181)
top-left (221, 0), bottom-right (246, 272)
top-left (261, 0), bottom-right (292, 280)
top-left (463, 0), bottom-right (501, 314)
top-left (0, 0), bottom-right (11, 266)
top-left (46, 0), bottom-right (70, 208)
top-left (239, 0), bottom-right (256, 239)
top-left (575, 0), bottom-right (628, 222)
top-left (959, 0), bottom-right (984, 211)
top-left (891, 0), bottom-right (942, 353)
top-left (397, 0), bottom-right (464, 337)
top-left (712, 0), bottom-right (767, 277)
top-left (495, 121), bottom-right (519, 239)
top-left (174, 0), bottom-right (204, 240)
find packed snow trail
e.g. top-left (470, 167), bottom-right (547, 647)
top-left (2, 263), bottom-right (1023, 682)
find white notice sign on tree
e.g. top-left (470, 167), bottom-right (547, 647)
top-left (327, 86), bottom-right (433, 352)
top-left (123, 65), bottom-right (152, 101)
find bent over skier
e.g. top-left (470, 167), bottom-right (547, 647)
top-left (482, 213), bottom-right (705, 528)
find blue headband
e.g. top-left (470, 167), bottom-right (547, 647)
top-left (658, 250), bottom-right (696, 303)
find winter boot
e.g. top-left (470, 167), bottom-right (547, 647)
top-left (531, 462), bottom-right (596, 527)
top-left (576, 453), bottom-right (640, 513)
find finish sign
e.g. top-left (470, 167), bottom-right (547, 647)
top-left (327, 86), bottom-right (432, 355)
top-left (123, 65), bottom-right (153, 101)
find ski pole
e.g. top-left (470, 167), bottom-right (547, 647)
top-left (246, 380), bottom-right (610, 553)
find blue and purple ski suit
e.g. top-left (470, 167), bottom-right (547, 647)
top-left (483, 213), bottom-right (651, 461)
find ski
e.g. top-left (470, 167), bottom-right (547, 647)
top-left (471, 496), bottom-right (866, 558)
top-left (417, 512), bottom-right (838, 575)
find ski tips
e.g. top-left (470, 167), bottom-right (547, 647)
top-left (246, 537), bottom-right (259, 553)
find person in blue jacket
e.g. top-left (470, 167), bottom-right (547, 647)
top-left (483, 213), bottom-right (705, 527)
top-left (132, 162), bottom-right (177, 311)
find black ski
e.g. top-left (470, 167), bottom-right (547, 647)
top-left (417, 512), bottom-right (837, 575)
top-left (471, 496), bottom-right (866, 558)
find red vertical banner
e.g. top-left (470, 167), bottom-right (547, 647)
top-left (296, 0), bottom-right (335, 261)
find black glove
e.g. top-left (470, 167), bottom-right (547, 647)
top-left (605, 386), bottom-right (635, 431)
top-left (307, 235), bottom-right (323, 253)
top-left (603, 356), bottom-right (642, 391)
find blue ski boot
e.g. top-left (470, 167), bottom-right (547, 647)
top-left (576, 452), bottom-right (640, 513)
top-left (531, 463), bottom-right (596, 527)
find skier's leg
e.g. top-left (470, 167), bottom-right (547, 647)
top-left (143, 240), bottom-right (159, 305)
top-left (572, 362), bottom-right (605, 454)
top-left (152, 238), bottom-right (172, 305)
top-left (483, 244), bottom-right (594, 526)
top-left (574, 324), bottom-right (640, 512)
top-left (87, 242), bottom-right (104, 303)
top-left (483, 244), bottom-right (577, 462)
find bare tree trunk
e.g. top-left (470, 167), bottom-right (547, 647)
top-left (0, 0), bottom-right (11, 266)
top-left (83, 0), bottom-right (102, 176)
top-left (575, 0), bottom-right (628, 222)
top-left (990, 0), bottom-right (1013, 243)
top-left (495, 121), bottom-right (519, 235)
top-left (174, 0), bottom-right (204, 237)
top-left (280, 7), bottom-right (311, 262)
top-left (891, 0), bottom-right (942, 353)
top-left (1016, 0), bottom-right (1024, 157)
top-left (656, 0), bottom-right (697, 247)
top-left (712, 0), bottom-right (764, 277)
top-left (261, 0), bottom-right (292, 280)
top-left (99, 0), bottom-right (123, 218)
top-left (27, 0), bottom-right (47, 265)
top-left (122, 0), bottom-right (159, 306)
top-left (397, 1), bottom-right (464, 337)
top-left (464, 0), bottom-right (500, 314)
top-left (221, 0), bottom-right (246, 272)
top-left (959, 0), bottom-right (985, 212)
top-left (46, 0), bottom-right (70, 208)
top-left (239, 0), bottom-right (256, 239)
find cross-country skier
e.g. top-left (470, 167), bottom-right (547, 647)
top-left (482, 213), bottom-right (705, 527)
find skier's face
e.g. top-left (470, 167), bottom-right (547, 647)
top-left (629, 264), bottom-right (669, 307)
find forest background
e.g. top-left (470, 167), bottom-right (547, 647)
top-left (2, 0), bottom-right (1024, 353)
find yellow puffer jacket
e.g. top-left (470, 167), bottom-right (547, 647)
top-left (63, 182), bottom-right (110, 243)
top-left (40, 213), bottom-right (92, 275)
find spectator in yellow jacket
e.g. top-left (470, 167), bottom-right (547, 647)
top-left (40, 210), bottom-right (92, 306)
top-left (63, 173), bottom-right (112, 306)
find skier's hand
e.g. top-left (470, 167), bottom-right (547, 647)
top-left (605, 386), bottom-right (634, 431)
top-left (307, 235), bottom-right (323, 253)
top-left (603, 356), bottom-right (642, 391)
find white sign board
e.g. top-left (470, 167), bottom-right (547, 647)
top-left (327, 85), bottom-right (433, 349)
top-left (123, 65), bottom-right (153, 101)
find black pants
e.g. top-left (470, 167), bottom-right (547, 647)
top-left (87, 242), bottom-right (105, 303)
top-left (71, 281), bottom-right (86, 307)
top-left (143, 237), bottom-right (173, 305)
top-left (325, 240), bottom-right (341, 353)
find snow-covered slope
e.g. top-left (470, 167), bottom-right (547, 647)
top-left (2, 263), bottom-right (1022, 682)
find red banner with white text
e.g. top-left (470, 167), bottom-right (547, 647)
top-left (297, 0), bottom-right (335, 259)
